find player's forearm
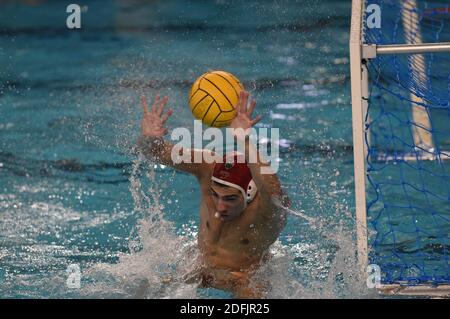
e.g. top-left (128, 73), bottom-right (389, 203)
top-left (236, 134), bottom-right (283, 199)
top-left (136, 135), bottom-right (208, 177)
top-left (136, 135), bottom-right (174, 165)
top-left (238, 134), bottom-right (290, 223)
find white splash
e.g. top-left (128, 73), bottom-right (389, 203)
top-left (76, 156), bottom-right (375, 299)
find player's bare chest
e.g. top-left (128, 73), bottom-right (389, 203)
top-left (199, 203), bottom-right (260, 248)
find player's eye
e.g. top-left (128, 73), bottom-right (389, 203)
top-left (210, 189), bottom-right (219, 197)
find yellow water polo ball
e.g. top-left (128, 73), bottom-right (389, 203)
top-left (188, 70), bottom-right (244, 127)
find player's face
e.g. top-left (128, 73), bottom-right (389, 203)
top-left (209, 184), bottom-right (245, 221)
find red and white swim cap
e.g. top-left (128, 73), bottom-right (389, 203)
top-left (211, 153), bottom-right (258, 207)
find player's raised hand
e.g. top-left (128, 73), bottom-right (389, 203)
top-left (229, 90), bottom-right (262, 133)
top-left (140, 95), bottom-right (173, 138)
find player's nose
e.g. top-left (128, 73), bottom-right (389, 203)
top-left (217, 199), bottom-right (227, 212)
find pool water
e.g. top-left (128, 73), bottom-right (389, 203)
top-left (0, 0), bottom-right (374, 298)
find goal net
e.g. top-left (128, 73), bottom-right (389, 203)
top-left (350, 0), bottom-right (450, 295)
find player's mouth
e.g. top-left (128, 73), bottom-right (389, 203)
top-left (215, 212), bottom-right (229, 220)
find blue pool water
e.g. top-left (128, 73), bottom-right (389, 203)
top-left (0, 0), bottom-right (376, 298)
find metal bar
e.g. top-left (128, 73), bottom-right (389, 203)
top-left (378, 284), bottom-right (450, 297)
top-left (377, 42), bottom-right (450, 55)
top-left (349, 0), bottom-right (369, 277)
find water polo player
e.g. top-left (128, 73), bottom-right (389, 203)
top-left (137, 90), bottom-right (289, 298)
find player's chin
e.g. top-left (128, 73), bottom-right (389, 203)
top-left (219, 213), bottom-right (232, 221)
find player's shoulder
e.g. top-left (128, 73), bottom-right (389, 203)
top-left (253, 194), bottom-right (287, 227)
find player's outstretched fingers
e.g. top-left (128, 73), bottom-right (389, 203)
top-left (247, 99), bottom-right (256, 116)
top-left (161, 108), bottom-right (173, 124)
top-left (237, 91), bottom-right (245, 114)
top-left (241, 91), bottom-right (249, 113)
top-left (157, 96), bottom-right (169, 117)
top-left (251, 115), bottom-right (262, 126)
top-left (152, 94), bottom-right (160, 113)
